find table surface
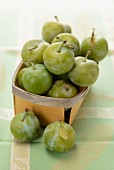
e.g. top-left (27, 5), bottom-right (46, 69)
top-left (0, 0), bottom-right (114, 170)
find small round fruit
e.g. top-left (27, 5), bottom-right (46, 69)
top-left (17, 67), bottom-right (28, 89)
top-left (81, 29), bottom-right (108, 62)
top-left (43, 42), bottom-right (75, 75)
top-left (63, 24), bottom-right (72, 33)
top-left (43, 121), bottom-right (76, 152)
top-left (17, 67), bottom-right (31, 89)
top-left (10, 108), bottom-right (40, 142)
top-left (52, 33), bottom-right (80, 56)
top-left (42, 22), bottom-right (64, 44)
top-left (47, 80), bottom-right (78, 98)
top-left (68, 53), bottom-right (99, 87)
top-left (23, 64), bottom-right (52, 94)
top-left (21, 40), bottom-right (49, 66)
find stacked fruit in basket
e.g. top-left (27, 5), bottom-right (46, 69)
top-left (17, 16), bottom-right (108, 98)
top-left (10, 17), bottom-right (108, 152)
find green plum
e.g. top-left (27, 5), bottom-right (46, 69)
top-left (17, 67), bottom-right (31, 89)
top-left (68, 51), bottom-right (99, 87)
top-left (43, 42), bottom-right (75, 75)
top-left (21, 39), bottom-right (49, 66)
top-left (52, 33), bottom-right (80, 56)
top-left (81, 29), bottom-right (108, 62)
top-left (47, 80), bottom-right (78, 98)
top-left (10, 108), bottom-right (40, 142)
top-left (43, 121), bottom-right (76, 152)
top-left (63, 24), bottom-right (72, 33)
top-left (42, 16), bottom-right (72, 43)
top-left (42, 22), bottom-right (64, 44)
top-left (23, 64), bottom-right (52, 94)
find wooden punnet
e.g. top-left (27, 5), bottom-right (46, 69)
top-left (12, 61), bottom-right (90, 126)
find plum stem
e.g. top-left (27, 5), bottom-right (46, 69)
top-left (25, 108), bottom-right (30, 112)
top-left (56, 36), bottom-right (74, 53)
top-left (30, 60), bottom-right (36, 70)
top-left (56, 36), bottom-right (64, 42)
top-left (90, 28), bottom-right (95, 47)
top-left (22, 113), bottom-right (28, 122)
top-left (91, 28), bottom-right (95, 38)
top-left (57, 41), bottom-right (65, 53)
top-left (56, 37), bottom-right (74, 49)
top-left (54, 16), bottom-right (59, 22)
top-left (29, 45), bottom-right (38, 51)
top-left (21, 108), bottom-right (30, 122)
top-left (84, 51), bottom-right (91, 62)
top-left (65, 85), bottom-right (69, 91)
top-left (65, 43), bottom-right (74, 50)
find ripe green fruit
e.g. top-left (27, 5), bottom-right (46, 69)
top-left (52, 33), bottom-right (80, 56)
top-left (17, 67), bottom-right (29, 89)
top-left (10, 108), bottom-right (40, 142)
top-left (63, 24), bottom-right (72, 33)
top-left (47, 80), bottom-right (78, 98)
top-left (81, 29), bottom-right (108, 62)
top-left (21, 40), bottom-right (49, 66)
top-left (68, 51), bottom-right (99, 87)
top-left (43, 42), bottom-right (75, 75)
top-left (43, 121), bottom-right (76, 152)
top-left (42, 16), bottom-right (72, 43)
top-left (23, 64), bottom-right (52, 94)
top-left (42, 22), bottom-right (64, 44)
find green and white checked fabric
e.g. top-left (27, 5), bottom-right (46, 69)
top-left (0, 0), bottom-right (114, 169)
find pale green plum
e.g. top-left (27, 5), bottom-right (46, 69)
top-left (47, 80), bottom-right (78, 98)
top-left (42, 16), bottom-right (72, 44)
top-left (52, 33), bottom-right (80, 56)
top-left (81, 30), bottom-right (108, 62)
top-left (42, 22), bottom-right (64, 43)
top-left (43, 42), bottom-right (75, 75)
top-left (21, 40), bottom-right (49, 66)
top-left (63, 24), bottom-right (72, 33)
top-left (10, 109), bottom-right (40, 142)
top-left (43, 121), bottom-right (76, 152)
top-left (23, 64), bottom-right (52, 94)
top-left (17, 67), bottom-right (31, 89)
top-left (17, 68), bottom-right (27, 89)
top-left (68, 56), bottom-right (99, 87)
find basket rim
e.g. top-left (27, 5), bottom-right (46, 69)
top-left (12, 61), bottom-right (90, 108)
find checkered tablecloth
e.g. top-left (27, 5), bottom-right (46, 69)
top-left (0, 0), bottom-right (114, 169)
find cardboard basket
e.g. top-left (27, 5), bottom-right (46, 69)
top-left (12, 61), bottom-right (90, 126)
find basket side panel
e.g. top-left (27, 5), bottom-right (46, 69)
top-left (14, 95), bottom-right (64, 126)
top-left (69, 98), bottom-right (85, 125)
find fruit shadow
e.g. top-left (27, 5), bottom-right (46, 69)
top-left (44, 143), bottom-right (77, 159)
top-left (30, 127), bottom-right (44, 143)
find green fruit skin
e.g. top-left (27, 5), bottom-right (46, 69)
top-left (63, 24), bottom-right (72, 33)
top-left (42, 22), bottom-right (64, 44)
top-left (17, 68), bottom-right (28, 89)
top-left (81, 36), bottom-right (108, 62)
top-left (43, 42), bottom-right (75, 75)
top-left (10, 111), bottom-right (40, 142)
top-left (43, 121), bottom-right (76, 152)
top-left (48, 80), bottom-right (78, 98)
top-left (68, 57), bottom-right (99, 87)
top-left (21, 40), bottom-right (49, 66)
top-left (17, 67), bottom-right (32, 89)
top-left (23, 64), bottom-right (52, 94)
top-left (52, 33), bottom-right (80, 56)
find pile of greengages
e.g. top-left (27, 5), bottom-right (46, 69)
top-left (10, 17), bottom-right (108, 153)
